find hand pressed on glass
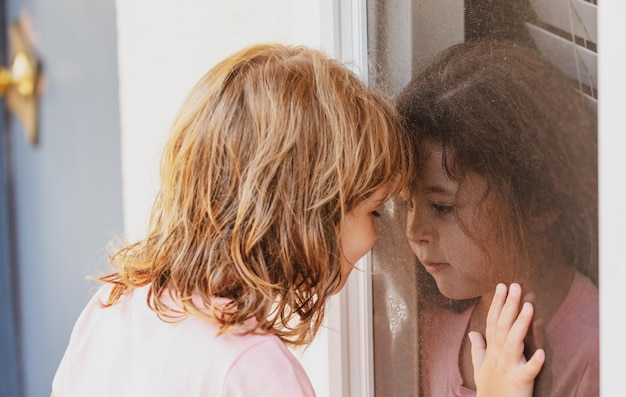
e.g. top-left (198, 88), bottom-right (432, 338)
top-left (469, 283), bottom-right (545, 397)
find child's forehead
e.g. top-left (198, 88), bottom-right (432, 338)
top-left (358, 185), bottom-right (393, 205)
top-left (417, 144), bottom-right (457, 180)
top-left (417, 139), bottom-right (484, 182)
top-left (414, 150), bottom-right (492, 198)
top-left (418, 138), bottom-right (452, 163)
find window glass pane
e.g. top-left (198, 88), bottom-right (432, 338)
top-left (368, 1), bottom-right (598, 396)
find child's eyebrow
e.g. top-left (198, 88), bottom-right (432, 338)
top-left (421, 184), bottom-right (456, 196)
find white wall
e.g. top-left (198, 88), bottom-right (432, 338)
top-left (117, 0), bottom-right (294, 240)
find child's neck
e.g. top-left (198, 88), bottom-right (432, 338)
top-left (526, 254), bottom-right (575, 327)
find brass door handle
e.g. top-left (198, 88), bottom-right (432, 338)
top-left (0, 51), bottom-right (37, 97)
top-left (2, 21), bottom-right (41, 145)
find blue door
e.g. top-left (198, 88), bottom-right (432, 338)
top-left (1, 1), bottom-right (123, 396)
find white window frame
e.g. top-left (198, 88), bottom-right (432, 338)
top-left (318, 1), bottom-right (375, 397)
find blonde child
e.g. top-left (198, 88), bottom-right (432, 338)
top-left (52, 43), bottom-right (542, 396)
top-left (398, 40), bottom-right (598, 396)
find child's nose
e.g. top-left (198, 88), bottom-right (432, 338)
top-left (406, 206), bottom-right (434, 244)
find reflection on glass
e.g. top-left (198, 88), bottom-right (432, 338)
top-left (369, 1), bottom-right (598, 396)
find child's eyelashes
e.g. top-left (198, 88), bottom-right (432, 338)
top-left (398, 195), bottom-right (452, 216)
top-left (430, 202), bottom-right (453, 215)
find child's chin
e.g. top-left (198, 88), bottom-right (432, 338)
top-left (434, 280), bottom-right (481, 302)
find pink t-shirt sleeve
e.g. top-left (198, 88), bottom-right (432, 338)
top-left (223, 339), bottom-right (316, 397)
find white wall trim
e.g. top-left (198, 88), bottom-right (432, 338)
top-left (598, 1), bottom-right (626, 395)
top-left (326, 1), bottom-right (375, 396)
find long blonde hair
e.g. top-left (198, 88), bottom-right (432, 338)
top-left (102, 43), bottom-right (412, 346)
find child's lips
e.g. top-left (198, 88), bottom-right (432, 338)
top-left (421, 260), bottom-right (449, 274)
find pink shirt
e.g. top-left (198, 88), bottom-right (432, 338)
top-left (52, 284), bottom-right (316, 397)
top-left (420, 271), bottom-right (599, 397)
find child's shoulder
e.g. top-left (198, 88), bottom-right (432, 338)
top-left (223, 335), bottom-right (316, 396)
top-left (550, 270), bottom-right (598, 330)
top-left (546, 271), bottom-right (599, 397)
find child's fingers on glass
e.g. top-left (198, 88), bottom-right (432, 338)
top-left (485, 283), bottom-right (507, 344)
top-left (523, 348), bottom-right (546, 379)
top-left (504, 301), bottom-right (534, 360)
top-left (495, 283), bottom-right (522, 347)
top-left (468, 330), bottom-right (486, 372)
